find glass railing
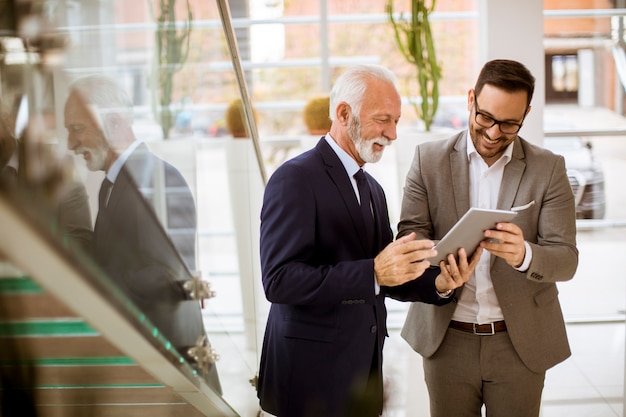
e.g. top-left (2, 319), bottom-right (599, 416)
top-left (0, 191), bottom-right (237, 415)
top-left (0, 1), bottom-right (263, 415)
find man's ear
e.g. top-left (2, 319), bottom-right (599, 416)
top-left (467, 89), bottom-right (475, 112)
top-left (335, 102), bottom-right (351, 125)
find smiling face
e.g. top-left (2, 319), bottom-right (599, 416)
top-left (64, 92), bottom-right (114, 172)
top-left (343, 77), bottom-right (401, 165)
top-left (467, 84), bottom-right (530, 166)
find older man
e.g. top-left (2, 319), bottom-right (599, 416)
top-left (257, 64), bottom-right (481, 417)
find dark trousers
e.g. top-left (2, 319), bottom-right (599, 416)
top-left (344, 346), bottom-right (383, 417)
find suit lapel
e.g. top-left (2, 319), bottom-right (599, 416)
top-left (125, 143), bottom-right (154, 191)
top-left (93, 177), bottom-right (114, 258)
top-left (497, 140), bottom-right (526, 210)
top-left (450, 132), bottom-right (471, 219)
top-left (368, 174), bottom-right (390, 252)
top-left (316, 139), bottom-right (373, 255)
top-left (106, 168), bottom-right (133, 214)
top-left (492, 140), bottom-right (526, 267)
top-left (94, 169), bottom-right (131, 245)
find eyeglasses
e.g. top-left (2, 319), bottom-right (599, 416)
top-left (473, 94), bottom-right (524, 134)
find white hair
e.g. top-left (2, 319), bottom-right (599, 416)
top-left (68, 74), bottom-right (134, 125)
top-left (329, 64), bottom-right (399, 121)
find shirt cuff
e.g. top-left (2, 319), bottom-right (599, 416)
top-left (515, 241), bottom-right (533, 272)
top-left (437, 288), bottom-right (453, 298)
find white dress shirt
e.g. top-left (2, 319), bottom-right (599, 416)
top-left (451, 134), bottom-right (513, 324)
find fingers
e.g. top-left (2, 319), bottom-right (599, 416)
top-left (468, 246), bottom-right (483, 268)
top-left (391, 232), bottom-right (419, 250)
top-left (483, 222), bottom-right (523, 246)
top-left (440, 256), bottom-right (465, 288)
top-left (375, 256), bottom-right (430, 287)
top-left (391, 234), bottom-right (437, 263)
top-left (481, 223), bottom-right (525, 267)
top-left (395, 233), bottom-right (436, 253)
top-left (374, 235), bottom-right (437, 287)
top-left (436, 247), bottom-right (481, 291)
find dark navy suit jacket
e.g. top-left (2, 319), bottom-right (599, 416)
top-left (257, 138), bottom-right (446, 417)
top-left (92, 143), bottom-right (221, 393)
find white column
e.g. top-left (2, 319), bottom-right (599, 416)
top-left (578, 49), bottom-right (596, 107)
top-left (225, 139), bottom-right (268, 353)
top-left (479, 0), bottom-right (545, 146)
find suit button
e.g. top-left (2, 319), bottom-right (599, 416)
top-left (370, 325), bottom-right (377, 333)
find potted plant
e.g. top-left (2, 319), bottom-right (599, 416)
top-left (386, 0), bottom-right (441, 132)
top-left (303, 95), bottom-right (331, 135)
top-left (225, 98), bottom-right (257, 138)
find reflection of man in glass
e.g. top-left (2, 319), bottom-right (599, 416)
top-left (66, 76), bottom-right (196, 269)
top-left (64, 75), bottom-right (221, 393)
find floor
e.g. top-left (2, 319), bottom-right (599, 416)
top-left (380, 321), bottom-right (624, 417)
top-left (209, 314), bottom-right (625, 417)
top-left (201, 190), bottom-right (626, 417)
top-left (191, 104), bottom-right (626, 416)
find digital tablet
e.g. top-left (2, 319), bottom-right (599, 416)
top-left (429, 208), bottom-right (518, 265)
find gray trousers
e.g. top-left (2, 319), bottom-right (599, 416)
top-left (423, 327), bottom-right (546, 417)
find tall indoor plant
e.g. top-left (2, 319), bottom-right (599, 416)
top-left (150, 0), bottom-right (192, 139)
top-left (386, 0), bottom-right (441, 132)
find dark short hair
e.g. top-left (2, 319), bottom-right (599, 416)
top-left (474, 59), bottom-right (535, 108)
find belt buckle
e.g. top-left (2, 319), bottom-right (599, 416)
top-left (473, 322), bottom-right (495, 335)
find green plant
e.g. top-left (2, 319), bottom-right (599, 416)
top-left (386, 0), bottom-right (441, 131)
top-left (303, 95), bottom-right (331, 134)
top-left (150, 0), bottom-right (192, 139)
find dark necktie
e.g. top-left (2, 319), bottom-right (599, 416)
top-left (98, 178), bottom-right (113, 210)
top-left (354, 169), bottom-right (375, 250)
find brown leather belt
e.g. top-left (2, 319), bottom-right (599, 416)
top-left (449, 320), bottom-right (507, 335)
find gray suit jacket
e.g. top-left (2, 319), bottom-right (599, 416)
top-left (397, 131), bottom-right (578, 373)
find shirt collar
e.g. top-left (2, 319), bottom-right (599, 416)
top-left (466, 131), bottom-right (513, 166)
top-left (106, 139), bottom-right (144, 183)
top-left (324, 133), bottom-right (361, 178)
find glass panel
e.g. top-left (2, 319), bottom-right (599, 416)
top-left (0, 1), bottom-right (261, 414)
